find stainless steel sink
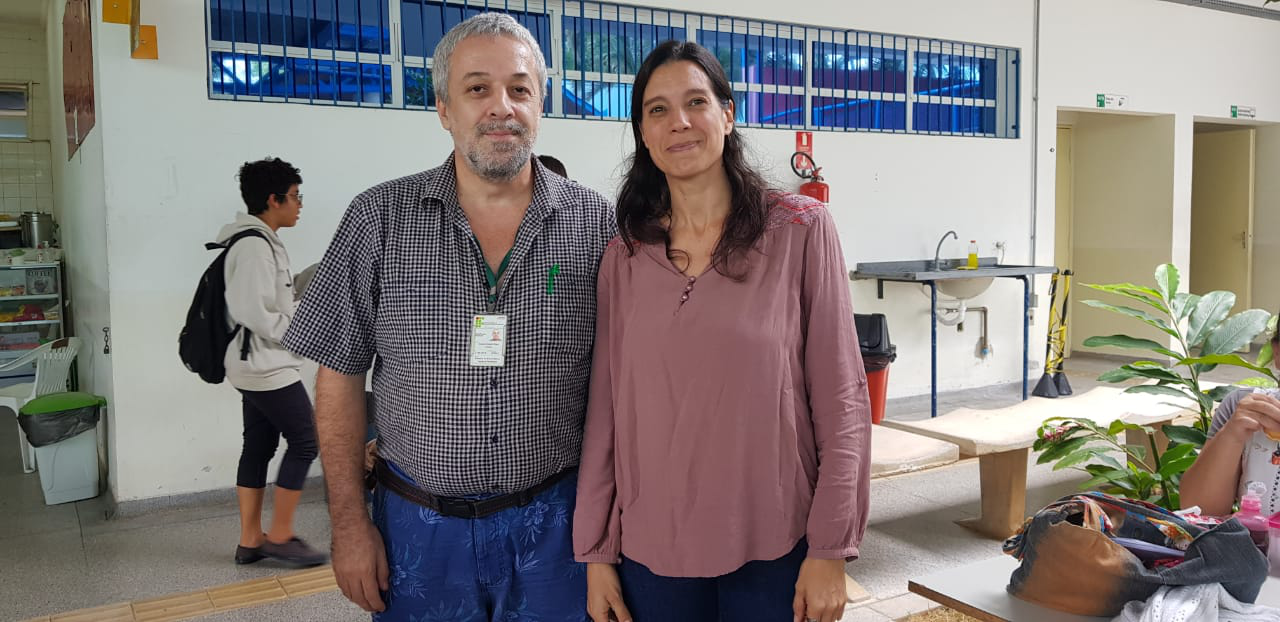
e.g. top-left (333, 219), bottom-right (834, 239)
top-left (850, 258), bottom-right (1057, 282)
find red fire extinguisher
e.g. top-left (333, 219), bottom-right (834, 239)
top-left (791, 151), bottom-right (829, 204)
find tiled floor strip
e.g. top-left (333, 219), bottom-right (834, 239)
top-left (23, 566), bottom-right (339, 622)
top-left (25, 567), bottom-right (876, 622)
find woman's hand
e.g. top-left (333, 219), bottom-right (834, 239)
top-left (586, 562), bottom-right (632, 622)
top-left (792, 557), bottom-right (847, 622)
top-left (1224, 392), bottom-right (1280, 442)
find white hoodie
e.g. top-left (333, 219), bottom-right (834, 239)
top-left (216, 212), bottom-right (303, 391)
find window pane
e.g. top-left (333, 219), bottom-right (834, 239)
top-left (697, 31), bottom-right (803, 87)
top-left (811, 42), bottom-right (906, 93)
top-left (563, 80), bottom-right (632, 119)
top-left (211, 52), bottom-right (389, 104)
top-left (561, 16), bottom-right (681, 74)
top-left (404, 66), bottom-right (435, 107)
top-left (813, 96), bottom-right (906, 130)
top-left (912, 102), bottom-right (995, 134)
top-left (733, 91), bottom-right (802, 126)
top-left (0, 117), bottom-right (26, 139)
top-left (0, 90), bottom-right (27, 112)
top-left (212, 0), bottom-right (389, 54)
top-left (914, 52), bottom-right (994, 100)
top-left (401, 1), bottom-right (551, 65)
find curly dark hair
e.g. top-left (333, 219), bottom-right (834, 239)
top-left (238, 157), bottom-right (302, 215)
top-left (615, 40), bottom-right (772, 280)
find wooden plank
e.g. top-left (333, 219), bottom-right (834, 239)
top-left (956, 448), bottom-right (1029, 540)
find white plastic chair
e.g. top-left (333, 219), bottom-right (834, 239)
top-left (0, 337), bottom-right (82, 473)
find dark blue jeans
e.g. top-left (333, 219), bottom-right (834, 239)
top-left (618, 539), bottom-right (808, 622)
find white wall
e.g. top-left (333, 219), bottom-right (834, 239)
top-left (1036, 0), bottom-right (1280, 333)
top-left (45, 0), bottom-right (117, 494)
top-left (1068, 112), bottom-right (1175, 352)
top-left (1255, 125), bottom-right (1280, 317)
top-left (81, 0), bottom-right (1280, 500)
top-left (0, 22), bottom-right (54, 215)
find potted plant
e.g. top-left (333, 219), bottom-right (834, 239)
top-left (1033, 264), bottom-right (1276, 509)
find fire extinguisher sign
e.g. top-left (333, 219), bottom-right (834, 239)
top-left (793, 131), bottom-right (814, 175)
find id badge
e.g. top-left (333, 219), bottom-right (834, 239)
top-left (469, 314), bottom-right (508, 367)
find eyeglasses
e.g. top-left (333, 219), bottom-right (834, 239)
top-left (277, 192), bottom-right (303, 202)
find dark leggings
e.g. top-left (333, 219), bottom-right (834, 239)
top-left (236, 381), bottom-right (317, 491)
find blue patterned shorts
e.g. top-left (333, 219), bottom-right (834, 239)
top-left (372, 462), bottom-right (588, 622)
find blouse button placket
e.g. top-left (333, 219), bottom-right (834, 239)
top-left (677, 276), bottom-right (697, 310)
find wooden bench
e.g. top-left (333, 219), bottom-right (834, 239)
top-left (879, 386), bottom-right (1193, 540)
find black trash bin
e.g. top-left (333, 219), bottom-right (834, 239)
top-left (855, 313), bottom-right (897, 424)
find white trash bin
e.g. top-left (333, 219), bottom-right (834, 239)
top-left (18, 391), bottom-right (105, 505)
top-left (33, 427), bottom-right (99, 505)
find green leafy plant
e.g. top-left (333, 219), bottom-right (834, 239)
top-left (1035, 417), bottom-right (1201, 509)
top-left (1033, 264), bottom-right (1276, 510)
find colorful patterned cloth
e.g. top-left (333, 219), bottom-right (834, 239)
top-left (1003, 492), bottom-right (1266, 617)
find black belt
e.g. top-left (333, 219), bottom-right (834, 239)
top-left (373, 458), bottom-right (575, 519)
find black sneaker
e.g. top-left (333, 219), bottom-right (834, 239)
top-left (260, 536), bottom-right (329, 567)
top-left (234, 544), bottom-right (265, 565)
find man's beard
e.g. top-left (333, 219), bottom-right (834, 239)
top-left (464, 120), bottom-right (536, 182)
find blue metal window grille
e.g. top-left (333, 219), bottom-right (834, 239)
top-left (560, 9), bottom-right (685, 119)
top-left (693, 18), bottom-right (806, 127)
top-left (401, 0), bottom-right (551, 112)
top-left (205, 0), bottom-right (1019, 138)
top-left (911, 41), bottom-right (1015, 136)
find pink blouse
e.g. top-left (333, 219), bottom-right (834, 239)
top-left (572, 193), bottom-right (871, 577)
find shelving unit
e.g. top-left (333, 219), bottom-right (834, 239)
top-left (0, 261), bottom-right (65, 382)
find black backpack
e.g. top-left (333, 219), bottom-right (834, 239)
top-left (178, 229), bottom-right (268, 384)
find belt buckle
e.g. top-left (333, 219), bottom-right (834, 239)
top-left (437, 496), bottom-right (479, 518)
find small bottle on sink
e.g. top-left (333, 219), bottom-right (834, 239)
top-left (967, 240), bottom-right (979, 269)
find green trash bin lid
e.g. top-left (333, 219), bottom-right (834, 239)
top-left (20, 391), bottom-right (107, 416)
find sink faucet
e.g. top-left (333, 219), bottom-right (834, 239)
top-left (933, 230), bottom-right (958, 270)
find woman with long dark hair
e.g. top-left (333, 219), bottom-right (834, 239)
top-left (573, 41), bottom-right (871, 622)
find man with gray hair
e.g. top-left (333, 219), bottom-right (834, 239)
top-left (283, 12), bottom-right (614, 621)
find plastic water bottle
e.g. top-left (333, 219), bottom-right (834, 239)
top-left (1235, 481), bottom-right (1270, 554)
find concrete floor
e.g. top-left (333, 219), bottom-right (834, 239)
top-left (0, 351), bottom-right (1259, 620)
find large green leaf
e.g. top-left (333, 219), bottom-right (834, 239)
top-left (1098, 368), bottom-right (1142, 383)
top-left (1161, 424), bottom-right (1206, 447)
top-left (1171, 293), bottom-right (1202, 322)
top-left (1155, 264), bottom-right (1179, 302)
top-left (1202, 309), bottom-right (1272, 356)
top-left (1258, 341), bottom-right (1275, 369)
top-left (1182, 354), bottom-right (1276, 377)
top-left (1083, 284), bottom-right (1169, 313)
top-left (1082, 335), bottom-right (1179, 358)
top-left (1035, 436), bottom-right (1091, 464)
top-left (1256, 314), bottom-right (1279, 366)
top-left (1206, 385), bottom-right (1237, 402)
top-left (1186, 291), bottom-right (1235, 348)
top-left (1240, 376), bottom-right (1280, 389)
top-left (1055, 447), bottom-right (1113, 471)
top-left (1156, 444), bottom-right (1198, 478)
top-left (1122, 362), bottom-right (1183, 383)
top-left (1123, 384), bottom-right (1195, 402)
top-left (1082, 300), bottom-right (1177, 337)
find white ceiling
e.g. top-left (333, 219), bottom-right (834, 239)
top-left (0, 0), bottom-right (47, 26)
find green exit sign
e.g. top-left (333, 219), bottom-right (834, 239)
top-left (1231, 105), bottom-right (1257, 119)
top-left (1095, 93), bottom-right (1128, 109)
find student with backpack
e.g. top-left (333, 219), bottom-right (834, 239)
top-left (212, 157), bottom-right (325, 567)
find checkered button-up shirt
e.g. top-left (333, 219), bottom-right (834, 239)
top-left (283, 155), bottom-right (615, 496)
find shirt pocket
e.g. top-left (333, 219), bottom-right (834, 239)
top-left (377, 284), bottom-right (453, 364)
top-left (538, 256), bottom-right (596, 361)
